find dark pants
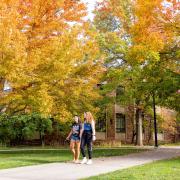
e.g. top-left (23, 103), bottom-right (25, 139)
top-left (80, 131), bottom-right (92, 159)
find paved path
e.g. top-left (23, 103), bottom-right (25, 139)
top-left (0, 147), bottom-right (179, 180)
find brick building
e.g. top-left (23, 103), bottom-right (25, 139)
top-left (95, 89), bottom-right (180, 145)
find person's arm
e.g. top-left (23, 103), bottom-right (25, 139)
top-left (91, 120), bottom-right (96, 141)
top-left (80, 123), bottom-right (84, 139)
top-left (66, 130), bottom-right (72, 140)
top-left (91, 120), bottom-right (96, 136)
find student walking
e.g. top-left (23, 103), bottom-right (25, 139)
top-left (66, 115), bottom-right (82, 163)
top-left (80, 112), bottom-right (96, 165)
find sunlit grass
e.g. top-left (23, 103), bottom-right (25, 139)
top-left (0, 148), bottom-right (146, 170)
top-left (84, 157), bottom-right (180, 180)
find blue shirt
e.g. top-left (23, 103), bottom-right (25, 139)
top-left (72, 123), bottom-right (81, 137)
top-left (84, 122), bottom-right (92, 131)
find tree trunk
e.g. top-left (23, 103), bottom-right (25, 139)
top-left (131, 102), bottom-right (136, 144)
top-left (135, 108), bottom-right (139, 145)
top-left (40, 132), bottom-right (45, 147)
top-left (135, 108), bottom-right (143, 146)
top-left (131, 130), bottom-right (136, 144)
top-left (153, 92), bottom-right (158, 147)
top-left (137, 110), bottom-right (143, 146)
top-left (148, 118), bottom-right (152, 144)
top-left (0, 78), bottom-right (5, 98)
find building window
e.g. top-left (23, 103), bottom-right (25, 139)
top-left (116, 113), bottom-right (126, 133)
top-left (96, 113), bottom-right (106, 132)
top-left (116, 86), bottom-right (125, 100)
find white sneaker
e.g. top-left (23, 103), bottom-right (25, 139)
top-left (86, 159), bottom-right (92, 165)
top-left (81, 157), bottom-right (87, 164)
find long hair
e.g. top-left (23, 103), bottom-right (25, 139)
top-left (85, 112), bottom-right (95, 123)
top-left (74, 115), bottom-right (81, 124)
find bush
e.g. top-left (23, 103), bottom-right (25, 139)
top-left (0, 113), bottom-right (53, 146)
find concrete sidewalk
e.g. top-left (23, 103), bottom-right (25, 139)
top-left (0, 147), bottom-right (179, 180)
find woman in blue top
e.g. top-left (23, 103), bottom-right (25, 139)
top-left (66, 115), bottom-right (82, 163)
top-left (80, 112), bottom-right (96, 165)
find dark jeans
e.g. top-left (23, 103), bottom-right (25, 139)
top-left (80, 131), bottom-right (92, 159)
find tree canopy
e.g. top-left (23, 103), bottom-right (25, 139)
top-left (0, 0), bottom-right (105, 120)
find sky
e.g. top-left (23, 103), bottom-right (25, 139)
top-left (82, 0), bottom-right (99, 20)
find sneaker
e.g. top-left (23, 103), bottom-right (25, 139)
top-left (86, 159), bottom-right (92, 165)
top-left (81, 157), bottom-right (87, 164)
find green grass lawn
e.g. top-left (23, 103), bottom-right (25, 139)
top-left (84, 157), bottom-right (180, 180)
top-left (161, 142), bottom-right (180, 146)
top-left (0, 148), bottom-right (146, 170)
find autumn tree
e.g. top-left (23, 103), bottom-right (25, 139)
top-left (0, 0), bottom-right (104, 120)
top-left (94, 0), bottom-right (179, 145)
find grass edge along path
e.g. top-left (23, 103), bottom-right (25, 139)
top-left (83, 157), bottom-right (180, 180)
